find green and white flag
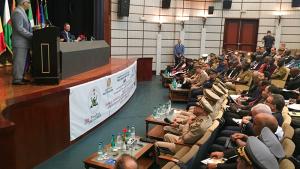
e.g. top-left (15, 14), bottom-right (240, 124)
top-left (3, 0), bottom-right (13, 53)
top-left (44, 0), bottom-right (49, 21)
top-left (27, 6), bottom-right (35, 27)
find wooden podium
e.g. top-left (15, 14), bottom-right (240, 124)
top-left (32, 26), bottom-right (61, 84)
top-left (137, 58), bottom-right (153, 81)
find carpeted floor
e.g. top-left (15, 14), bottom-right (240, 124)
top-left (34, 75), bottom-right (185, 169)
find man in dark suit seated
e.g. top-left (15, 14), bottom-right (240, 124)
top-left (60, 23), bottom-right (80, 42)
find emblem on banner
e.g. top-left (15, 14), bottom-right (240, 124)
top-left (89, 87), bottom-right (101, 114)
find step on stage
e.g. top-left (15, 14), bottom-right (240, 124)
top-left (0, 58), bottom-right (136, 169)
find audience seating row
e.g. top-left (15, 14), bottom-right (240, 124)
top-left (159, 89), bottom-right (229, 169)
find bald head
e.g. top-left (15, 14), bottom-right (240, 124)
top-left (253, 113), bottom-right (278, 135)
top-left (115, 154), bottom-right (138, 169)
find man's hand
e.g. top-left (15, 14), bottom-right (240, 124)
top-left (210, 151), bottom-right (224, 159)
top-left (207, 163), bottom-right (217, 169)
top-left (236, 139), bottom-right (247, 147)
top-left (171, 121), bottom-right (179, 127)
top-left (231, 133), bottom-right (247, 142)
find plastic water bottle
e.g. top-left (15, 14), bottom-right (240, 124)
top-left (116, 133), bottom-right (122, 149)
top-left (172, 78), bottom-right (176, 88)
top-left (111, 135), bottom-right (115, 148)
top-left (127, 126), bottom-right (131, 139)
top-left (97, 142), bottom-right (104, 160)
top-left (168, 100), bottom-right (172, 112)
top-left (131, 125), bottom-right (136, 139)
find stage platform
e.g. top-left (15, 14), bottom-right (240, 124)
top-left (0, 58), bottom-right (136, 169)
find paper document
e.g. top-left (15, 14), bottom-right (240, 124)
top-left (201, 158), bottom-right (226, 165)
top-left (288, 104), bottom-right (300, 111)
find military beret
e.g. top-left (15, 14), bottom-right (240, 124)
top-left (212, 84), bottom-right (225, 97)
top-left (237, 136), bottom-right (279, 169)
top-left (259, 127), bottom-right (285, 159)
top-left (198, 97), bottom-right (214, 114)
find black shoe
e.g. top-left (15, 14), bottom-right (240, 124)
top-left (12, 81), bottom-right (26, 85)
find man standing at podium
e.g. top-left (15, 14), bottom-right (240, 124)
top-left (11, 0), bottom-right (32, 85)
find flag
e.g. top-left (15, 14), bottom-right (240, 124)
top-left (40, 0), bottom-right (45, 27)
top-left (0, 18), bottom-right (7, 55)
top-left (12, 0), bottom-right (16, 11)
top-left (36, 0), bottom-right (41, 25)
top-left (3, 0), bottom-right (13, 53)
top-left (27, 5), bottom-right (35, 27)
top-left (44, 0), bottom-right (49, 21)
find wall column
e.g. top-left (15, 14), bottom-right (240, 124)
top-left (200, 27), bottom-right (206, 56)
top-left (156, 32), bottom-right (162, 75)
top-left (180, 29), bottom-right (185, 44)
top-left (275, 23), bottom-right (282, 49)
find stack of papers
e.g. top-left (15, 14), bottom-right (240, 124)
top-left (287, 104), bottom-right (300, 111)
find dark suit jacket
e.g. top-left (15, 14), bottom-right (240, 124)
top-left (60, 31), bottom-right (75, 42)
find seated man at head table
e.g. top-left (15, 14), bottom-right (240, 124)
top-left (60, 23), bottom-right (83, 42)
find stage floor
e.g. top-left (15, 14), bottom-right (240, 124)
top-left (0, 58), bottom-right (135, 113)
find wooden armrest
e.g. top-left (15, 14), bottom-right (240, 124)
top-left (158, 155), bottom-right (180, 163)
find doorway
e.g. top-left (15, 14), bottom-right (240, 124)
top-left (223, 19), bottom-right (259, 52)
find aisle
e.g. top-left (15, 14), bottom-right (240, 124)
top-left (34, 75), bottom-right (185, 169)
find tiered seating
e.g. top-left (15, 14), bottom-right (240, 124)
top-left (155, 49), bottom-right (300, 168)
top-left (157, 84), bottom-right (228, 168)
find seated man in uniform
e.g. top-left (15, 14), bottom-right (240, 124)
top-left (182, 64), bottom-right (208, 89)
top-left (207, 127), bottom-right (284, 169)
top-left (172, 89), bottom-right (221, 124)
top-left (207, 133), bottom-right (285, 169)
top-left (270, 58), bottom-right (287, 80)
top-left (235, 137), bottom-right (279, 169)
top-left (225, 62), bottom-right (252, 91)
top-left (155, 97), bottom-right (213, 153)
top-left (189, 69), bottom-right (218, 99)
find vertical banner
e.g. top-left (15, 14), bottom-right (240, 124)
top-left (69, 62), bottom-right (137, 141)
